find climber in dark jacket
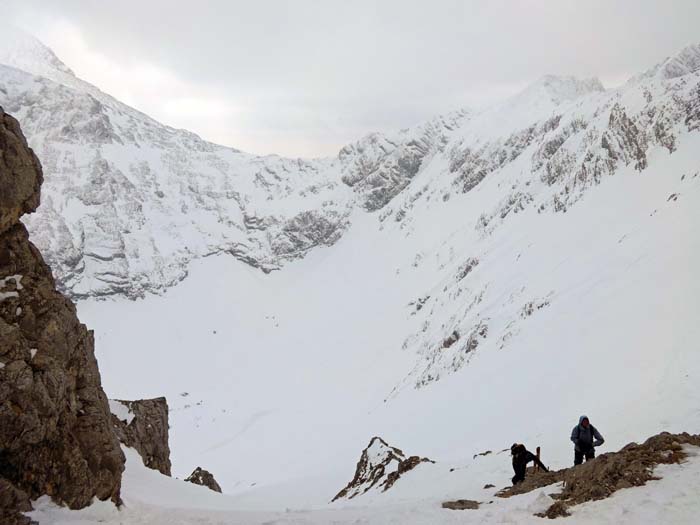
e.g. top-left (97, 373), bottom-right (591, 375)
top-left (570, 415), bottom-right (604, 465)
top-left (510, 443), bottom-right (548, 485)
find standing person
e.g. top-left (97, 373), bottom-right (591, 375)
top-left (510, 443), bottom-right (548, 485)
top-left (570, 415), bottom-right (604, 465)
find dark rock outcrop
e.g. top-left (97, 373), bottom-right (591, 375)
top-left (442, 499), bottom-right (480, 510)
top-left (442, 330), bottom-right (460, 348)
top-left (110, 397), bottom-right (172, 476)
top-left (184, 467), bottom-right (222, 493)
top-left (332, 436), bottom-right (434, 501)
top-left (0, 108), bottom-right (42, 234)
top-left (0, 107), bottom-right (125, 519)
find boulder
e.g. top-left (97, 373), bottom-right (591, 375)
top-left (332, 436), bottom-right (433, 501)
top-left (442, 499), bottom-right (480, 510)
top-left (110, 397), bottom-right (172, 476)
top-left (184, 467), bottom-right (222, 493)
top-left (0, 107), bottom-right (125, 512)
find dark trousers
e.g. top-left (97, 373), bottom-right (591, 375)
top-left (574, 448), bottom-right (595, 465)
top-left (511, 466), bottom-right (526, 485)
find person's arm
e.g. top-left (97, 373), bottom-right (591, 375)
top-left (593, 427), bottom-right (605, 447)
top-left (570, 426), bottom-right (579, 447)
top-left (525, 451), bottom-right (549, 472)
top-left (531, 453), bottom-right (549, 472)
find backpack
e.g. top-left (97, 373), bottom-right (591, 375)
top-left (575, 423), bottom-right (596, 443)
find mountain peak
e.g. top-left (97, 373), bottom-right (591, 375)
top-left (476, 75), bottom-right (605, 134)
top-left (631, 42), bottom-right (700, 83)
top-left (0, 26), bottom-right (75, 79)
top-left (519, 75), bottom-right (605, 104)
top-left (656, 42), bottom-right (700, 80)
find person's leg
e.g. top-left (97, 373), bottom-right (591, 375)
top-left (512, 465), bottom-right (526, 484)
top-left (574, 450), bottom-right (584, 465)
top-left (584, 449), bottom-right (595, 462)
top-left (512, 470), bottom-right (525, 484)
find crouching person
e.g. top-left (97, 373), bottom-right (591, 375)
top-left (510, 443), bottom-right (548, 485)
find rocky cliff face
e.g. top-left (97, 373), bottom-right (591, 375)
top-left (0, 106), bottom-right (42, 234)
top-left (0, 107), bottom-right (124, 520)
top-left (339, 110), bottom-right (470, 211)
top-left (110, 397), bottom-right (171, 476)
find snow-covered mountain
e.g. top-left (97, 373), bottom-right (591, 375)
top-left (2, 28), bottom-right (700, 523)
top-left (3, 27), bottom-right (697, 302)
top-left (0, 27), bottom-right (357, 299)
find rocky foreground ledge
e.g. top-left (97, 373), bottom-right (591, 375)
top-left (442, 431), bottom-right (700, 519)
top-left (0, 107), bottom-right (125, 524)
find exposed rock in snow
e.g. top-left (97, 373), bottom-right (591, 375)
top-left (340, 110), bottom-right (470, 210)
top-left (184, 467), bottom-right (222, 493)
top-left (110, 397), bottom-right (172, 476)
top-left (0, 107), bottom-right (124, 514)
top-left (332, 436), bottom-right (433, 501)
top-left (441, 498), bottom-right (480, 510)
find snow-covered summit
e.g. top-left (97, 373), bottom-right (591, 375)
top-left (659, 42), bottom-right (700, 79)
top-left (463, 74), bottom-right (605, 142)
top-left (0, 26), bottom-right (75, 80)
top-left (515, 74), bottom-right (605, 105)
top-left (629, 42), bottom-right (700, 84)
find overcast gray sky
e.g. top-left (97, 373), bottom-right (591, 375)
top-left (3, 0), bottom-right (699, 157)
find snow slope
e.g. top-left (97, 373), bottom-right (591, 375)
top-left (76, 131), bottom-right (700, 503)
top-left (1, 29), bottom-right (699, 523)
top-left (26, 445), bottom-right (700, 524)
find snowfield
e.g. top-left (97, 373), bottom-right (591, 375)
top-left (1, 27), bottom-right (699, 524)
top-left (26, 446), bottom-right (700, 524)
top-left (72, 129), bottom-right (700, 523)
top-left (75, 131), bottom-right (700, 506)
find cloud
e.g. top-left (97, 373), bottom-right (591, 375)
top-left (2, 0), bottom-right (699, 157)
